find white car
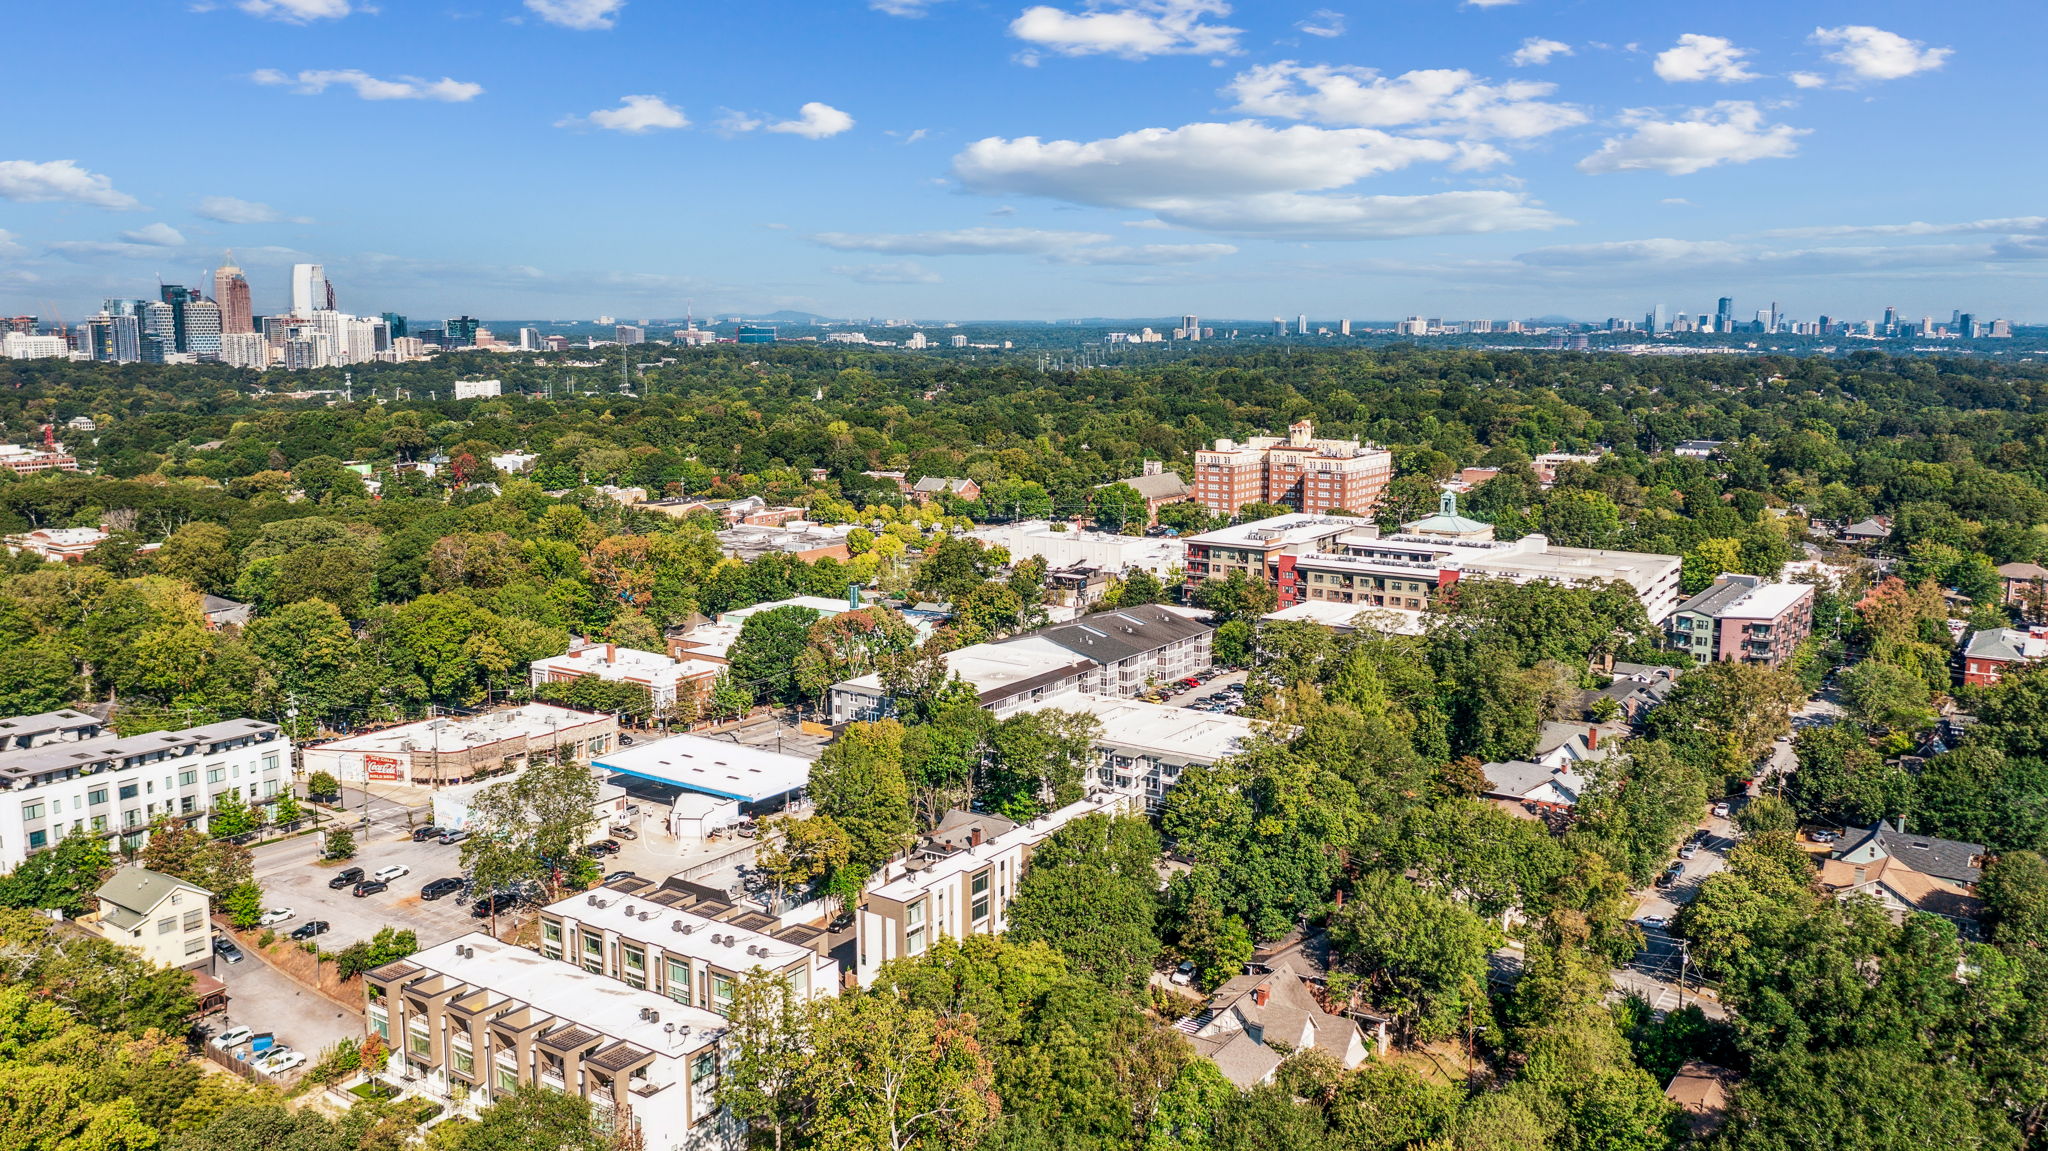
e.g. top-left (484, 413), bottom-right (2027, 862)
top-left (371, 865), bottom-right (410, 883)
top-left (259, 1051), bottom-right (308, 1075)
top-left (250, 1046), bottom-right (295, 1072)
top-left (210, 1025), bottom-right (254, 1050)
top-left (257, 907), bottom-right (296, 927)
top-left (1635, 915), bottom-right (1670, 931)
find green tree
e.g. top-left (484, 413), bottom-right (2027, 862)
top-left (753, 815), bottom-right (852, 907)
top-left (207, 789), bottom-right (256, 839)
top-left (449, 1087), bottom-right (605, 1151)
top-left (457, 756), bottom-right (601, 901)
top-left (810, 720), bottom-right (915, 881)
top-left (1192, 570), bottom-right (1276, 625)
top-left (720, 971), bottom-right (813, 1151)
top-left (307, 770), bottom-right (341, 800)
top-left (1681, 537), bottom-right (1746, 595)
top-left (1327, 871), bottom-right (1498, 1043)
top-left (1090, 483), bottom-right (1150, 534)
top-left (1007, 814), bottom-right (1162, 990)
top-left (222, 881), bottom-right (264, 929)
top-left (979, 709), bottom-right (1100, 821)
top-left (728, 605), bottom-right (824, 708)
top-left (797, 993), bottom-right (998, 1151)
top-left (1839, 660), bottom-right (1935, 732)
top-left (0, 641), bottom-right (79, 715)
top-left (323, 827), bottom-right (357, 860)
top-left (0, 832), bottom-right (111, 917)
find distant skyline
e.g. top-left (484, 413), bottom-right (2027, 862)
top-left (3, 1), bottom-right (2043, 322)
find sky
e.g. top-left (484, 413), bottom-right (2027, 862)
top-left (2, 0), bottom-right (2043, 325)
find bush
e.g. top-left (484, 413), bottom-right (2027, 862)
top-left (311, 1037), bottom-right (362, 1083)
top-left (324, 827), bottom-right (356, 860)
top-left (258, 928), bottom-right (276, 949)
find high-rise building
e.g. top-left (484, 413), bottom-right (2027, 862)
top-left (140, 300), bottom-right (176, 360)
top-left (614, 324), bottom-right (645, 345)
top-left (82, 314), bottom-right (142, 363)
top-left (1271, 318), bottom-right (1286, 337)
top-left (1296, 314), bottom-right (1309, 336)
top-left (1882, 306), bottom-right (1900, 334)
top-left (380, 312), bottom-right (409, 340)
top-left (213, 255), bottom-right (253, 334)
top-left (183, 300), bottom-right (222, 359)
top-left (1181, 314), bottom-right (1199, 342)
top-left (1767, 302), bottom-right (1780, 334)
top-left (290, 264), bottom-right (329, 318)
top-left (220, 332), bottom-right (269, 369)
top-left (517, 327), bottom-right (540, 351)
top-left (1715, 297), bottom-right (1733, 333)
top-left (1192, 419), bottom-right (1394, 518)
top-left (1651, 303), bottom-right (1669, 332)
top-left (1339, 319), bottom-right (1351, 336)
top-left (1959, 313), bottom-right (1978, 338)
top-left (445, 316), bottom-right (480, 347)
top-left (736, 324), bottom-right (777, 344)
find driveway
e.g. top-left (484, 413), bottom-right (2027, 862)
top-left (252, 829), bottom-right (482, 951)
top-left (1620, 810), bottom-right (1738, 1018)
top-left (211, 944), bottom-right (363, 1071)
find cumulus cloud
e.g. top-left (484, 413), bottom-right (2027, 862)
top-left (1653, 34), bottom-right (1759, 82)
top-left (119, 223), bottom-right (186, 246)
top-left (1812, 25), bottom-right (1951, 81)
top-left (830, 261), bottom-right (942, 284)
top-left (559, 95), bottom-right (689, 133)
top-left (1509, 38), bottom-right (1571, 67)
top-left (1045, 242), bottom-right (1237, 264)
top-left (1146, 189), bottom-right (1569, 238)
top-left (1516, 238), bottom-right (1744, 266)
top-left (811, 227), bottom-right (1115, 254)
top-left (1789, 72), bottom-right (1827, 89)
top-left (1296, 9), bottom-right (1344, 37)
top-left (1762, 217), bottom-right (2048, 239)
top-left (253, 69), bottom-right (483, 101)
top-left (767, 103), bottom-right (855, 139)
top-left (237, 0), bottom-right (351, 22)
top-left (195, 195), bottom-right (300, 224)
top-left (1010, 0), bottom-right (1241, 60)
top-left (525, 0), bottom-right (624, 30)
top-left (0, 230), bottom-right (22, 256)
top-left (1578, 101), bottom-right (1804, 175)
top-left (1226, 60), bottom-right (1585, 138)
top-left (0, 160), bottom-right (140, 210)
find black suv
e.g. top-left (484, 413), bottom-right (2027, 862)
top-left (470, 891), bottom-right (518, 918)
top-left (327, 867), bottom-right (365, 890)
top-left (411, 826), bottom-right (444, 842)
top-left (288, 920), bottom-right (330, 941)
top-left (352, 878), bottom-right (389, 898)
top-left (421, 877), bottom-right (465, 901)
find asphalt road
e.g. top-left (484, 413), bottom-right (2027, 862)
top-left (210, 943), bottom-right (363, 1073)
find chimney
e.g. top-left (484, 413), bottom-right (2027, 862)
top-left (969, 826), bottom-right (982, 848)
top-left (1853, 866), bottom-right (1866, 884)
top-left (1586, 727), bottom-right (1598, 752)
top-left (606, 643), bottom-right (616, 663)
top-left (1252, 986), bottom-right (1270, 1007)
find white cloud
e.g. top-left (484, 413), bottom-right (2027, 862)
top-left (195, 195), bottom-right (300, 224)
top-left (0, 160), bottom-right (141, 210)
top-left (561, 95), bottom-right (689, 133)
top-left (1145, 189), bottom-right (1569, 238)
top-left (120, 223), bottom-right (186, 246)
top-left (1653, 34), bottom-right (1758, 83)
top-left (1789, 71), bottom-right (1827, 89)
top-left (1226, 61), bottom-right (1585, 139)
top-left (1009, 0), bottom-right (1241, 60)
top-left (1296, 8), bottom-right (1344, 37)
top-left (1660, 197), bottom-right (1694, 205)
top-left (1812, 25), bottom-right (1951, 81)
top-left (1509, 37), bottom-right (1571, 67)
top-left (254, 69), bottom-right (483, 101)
top-left (525, 0), bottom-right (623, 30)
top-left (1517, 238), bottom-right (1744, 266)
top-left (1045, 242), bottom-right (1237, 264)
top-left (237, 0), bottom-right (350, 22)
top-left (812, 227), bottom-right (1115, 254)
top-left (1762, 217), bottom-right (2048, 239)
top-left (830, 261), bottom-right (942, 284)
top-left (46, 240), bottom-right (166, 260)
top-left (1578, 101), bottom-right (1804, 175)
top-left (1464, 0), bottom-right (1519, 7)
top-left (0, 230), bottom-right (21, 256)
top-left (871, 0), bottom-right (944, 13)
top-left (768, 102), bottom-right (855, 139)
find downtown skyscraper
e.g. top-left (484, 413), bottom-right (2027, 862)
top-left (213, 254), bottom-right (253, 334)
top-left (291, 263), bottom-right (333, 318)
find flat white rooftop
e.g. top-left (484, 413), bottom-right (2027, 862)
top-left (593, 733), bottom-right (811, 802)
top-left (1017, 692), bottom-right (1275, 764)
top-left (1186, 513), bottom-right (1378, 550)
top-left (1711, 582), bottom-right (1812, 620)
top-left (310, 704), bottom-right (607, 755)
top-left (545, 889), bottom-right (817, 972)
top-left (837, 635), bottom-right (1089, 698)
top-left (1262, 601), bottom-right (1427, 635)
top-left (398, 933), bottom-right (723, 1058)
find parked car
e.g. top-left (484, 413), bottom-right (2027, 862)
top-left (1635, 915), bottom-right (1670, 931)
top-left (1655, 862), bottom-right (1685, 889)
top-left (1810, 828), bottom-right (1841, 844)
top-left (213, 937), bottom-right (244, 963)
top-left (411, 826), bottom-right (444, 842)
top-left (471, 891), bottom-right (519, 918)
top-left (1678, 844), bottom-right (1699, 860)
top-left (421, 877), bottom-right (465, 901)
top-left (211, 1025), bottom-right (254, 1050)
top-left (257, 907), bottom-right (296, 927)
top-left (260, 1051), bottom-right (309, 1076)
top-left (288, 920), bottom-right (330, 941)
top-left (1710, 801), bottom-right (1731, 818)
top-left (603, 871), bottom-right (638, 885)
top-left (251, 1047), bottom-right (297, 1073)
top-left (609, 825), bottom-right (638, 840)
top-left (437, 829), bottom-right (471, 845)
top-left (327, 867), bottom-right (365, 890)
top-left (352, 879), bottom-right (389, 898)
top-left (1170, 961), bottom-right (1195, 986)
top-left (583, 839), bottom-right (621, 858)
top-left (371, 864), bottom-right (410, 883)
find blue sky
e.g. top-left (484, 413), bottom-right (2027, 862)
top-left (2, 0), bottom-right (2041, 324)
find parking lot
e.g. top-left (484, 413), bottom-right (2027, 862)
top-left (209, 945), bottom-right (363, 1078)
top-left (252, 828), bottom-right (483, 951)
top-left (1155, 669), bottom-right (1246, 710)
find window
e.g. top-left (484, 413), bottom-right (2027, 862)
top-left (622, 946), bottom-right (646, 989)
top-left (87, 788), bottom-right (108, 806)
top-left (971, 871), bottom-right (991, 924)
top-left (183, 909), bottom-right (203, 931)
top-left (262, 752), bottom-right (279, 773)
top-left (541, 920), bottom-right (563, 960)
top-left (369, 1008), bottom-right (390, 1041)
top-left (27, 830), bottom-right (46, 850)
top-left (582, 933), bottom-right (603, 974)
top-left (205, 767), bottom-right (225, 785)
top-left (666, 959), bottom-right (691, 1005)
top-left (178, 770), bottom-right (196, 787)
top-left (497, 1065), bottom-right (518, 1093)
top-left (157, 917), bottom-right (176, 935)
top-left (20, 802), bottom-right (42, 822)
top-left (452, 1040), bottom-right (475, 1076)
top-left (711, 973), bottom-right (734, 1017)
top-left (408, 1024), bottom-right (431, 1057)
top-left (689, 1051), bottom-right (718, 1121)
top-left (263, 780), bottom-right (278, 797)
top-left (905, 901), bottom-right (926, 956)
top-left (185, 936), bottom-right (206, 956)
top-left (180, 797), bottom-right (194, 814)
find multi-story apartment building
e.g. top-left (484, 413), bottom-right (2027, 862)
top-left (1185, 512), bottom-right (1684, 622)
top-left (0, 717), bottom-right (289, 867)
top-left (1015, 692), bottom-right (1275, 812)
top-left (368, 933), bottom-right (736, 1151)
top-left (1666, 575), bottom-right (1815, 667)
top-left (856, 792), bottom-right (1136, 986)
top-left (828, 605), bottom-right (1213, 725)
top-left (538, 888), bottom-right (838, 1009)
top-left (1192, 420), bottom-right (1393, 518)
top-left (530, 642), bottom-right (722, 715)
top-left (1962, 626), bottom-right (2048, 687)
top-left (0, 443), bottom-right (81, 475)
top-left (92, 865), bottom-right (214, 970)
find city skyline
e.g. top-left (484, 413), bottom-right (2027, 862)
top-left (3, 1), bottom-right (2043, 320)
